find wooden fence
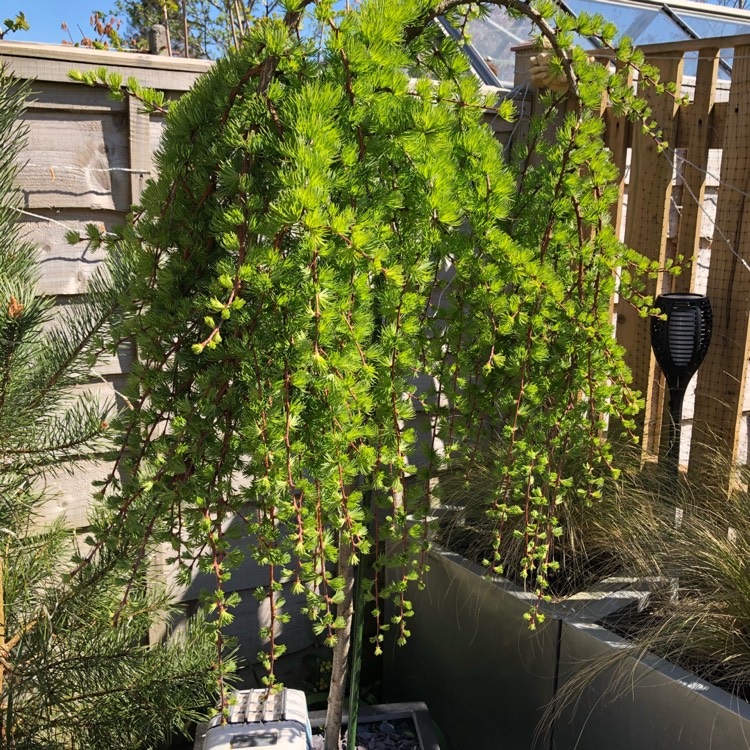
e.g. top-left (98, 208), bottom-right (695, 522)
top-left (513, 34), bottom-right (750, 486)
top-left (1, 40), bottom-right (209, 525)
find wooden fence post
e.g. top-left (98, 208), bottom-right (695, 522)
top-left (602, 61), bottom-right (632, 241)
top-left (672, 49), bottom-right (720, 295)
top-left (617, 52), bottom-right (684, 458)
top-left (128, 96), bottom-right (151, 206)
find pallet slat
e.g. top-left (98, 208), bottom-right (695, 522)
top-left (673, 49), bottom-right (720, 294)
top-left (617, 53), bottom-right (685, 456)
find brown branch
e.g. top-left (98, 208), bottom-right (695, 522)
top-left (182, 0), bottom-right (190, 57)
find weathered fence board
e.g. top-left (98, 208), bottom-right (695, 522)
top-left (618, 53), bottom-right (684, 456)
top-left (129, 96), bottom-right (151, 203)
top-left (2, 40), bottom-right (210, 301)
top-left (690, 45), bottom-right (750, 477)
top-left (2, 40), bottom-right (210, 89)
top-left (18, 111), bottom-right (130, 211)
top-left (20, 209), bottom-right (120, 295)
top-left (22, 80), bottom-right (127, 113)
top-left (149, 115), bottom-right (167, 158)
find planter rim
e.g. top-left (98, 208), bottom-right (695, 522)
top-left (427, 543), bottom-right (659, 623)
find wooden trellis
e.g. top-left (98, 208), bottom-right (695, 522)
top-left (516, 34), bottom-right (750, 486)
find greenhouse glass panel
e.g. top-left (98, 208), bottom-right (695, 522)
top-left (467, 1), bottom-right (692, 84)
top-left (467, 11), bottom-right (535, 84)
top-left (675, 10), bottom-right (750, 40)
top-left (565, 0), bottom-right (689, 45)
top-left (464, 0), bottom-right (750, 87)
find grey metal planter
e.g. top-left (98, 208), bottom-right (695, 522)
top-left (553, 621), bottom-right (750, 750)
top-left (381, 546), bottom-right (652, 750)
top-left (382, 545), bottom-right (745, 750)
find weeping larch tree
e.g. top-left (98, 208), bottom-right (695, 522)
top-left (70, 1), bottom-right (677, 746)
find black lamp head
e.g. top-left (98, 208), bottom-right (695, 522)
top-left (650, 293), bottom-right (712, 392)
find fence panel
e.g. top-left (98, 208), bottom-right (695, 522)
top-left (690, 44), bottom-right (750, 478)
top-left (511, 34), bottom-right (750, 484)
top-left (618, 52), bottom-right (684, 457)
top-left (673, 49), bottom-right (720, 295)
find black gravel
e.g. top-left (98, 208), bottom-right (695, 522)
top-left (312, 719), bottom-right (420, 750)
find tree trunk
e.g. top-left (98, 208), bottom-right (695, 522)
top-left (181, 0), bottom-right (190, 58)
top-left (161, 3), bottom-right (172, 56)
top-left (347, 558), bottom-right (366, 746)
top-left (324, 535), bottom-right (355, 750)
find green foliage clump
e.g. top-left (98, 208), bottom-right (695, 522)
top-left (72, 2), bottom-right (670, 715)
top-left (0, 12), bottom-right (28, 40)
top-left (0, 69), bottom-right (220, 749)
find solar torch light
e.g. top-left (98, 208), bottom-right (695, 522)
top-left (650, 293), bottom-right (712, 476)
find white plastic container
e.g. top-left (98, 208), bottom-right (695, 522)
top-left (201, 688), bottom-right (312, 750)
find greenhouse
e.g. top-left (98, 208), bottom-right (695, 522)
top-left (447, 0), bottom-right (750, 83)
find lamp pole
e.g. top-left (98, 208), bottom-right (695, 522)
top-left (650, 293), bottom-right (712, 477)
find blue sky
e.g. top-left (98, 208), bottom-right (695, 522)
top-left (4, 0), bottom-right (109, 45)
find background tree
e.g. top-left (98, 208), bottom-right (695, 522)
top-left (0, 69), bottom-right (222, 749)
top-left (0, 13), bottom-right (29, 40)
top-left (105, 0), bottom-right (283, 57)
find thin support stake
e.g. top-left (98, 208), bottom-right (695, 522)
top-left (347, 554), bottom-right (366, 747)
top-left (666, 387), bottom-right (686, 478)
